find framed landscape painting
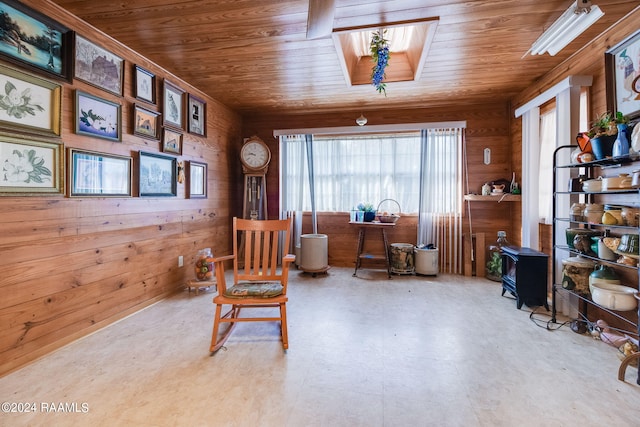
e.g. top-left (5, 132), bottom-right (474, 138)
top-left (0, 63), bottom-right (62, 137)
top-left (162, 128), bottom-right (182, 154)
top-left (69, 148), bottom-right (132, 197)
top-left (0, 134), bottom-right (63, 195)
top-left (138, 151), bottom-right (176, 197)
top-left (74, 35), bottom-right (124, 96)
top-left (75, 90), bottom-right (121, 142)
top-left (133, 104), bottom-right (160, 140)
top-left (0, 0), bottom-right (73, 81)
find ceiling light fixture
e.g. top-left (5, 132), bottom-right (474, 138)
top-left (356, 114), bottom-right (368, 126)
top-left (529, 0), bottom-right (604, 56)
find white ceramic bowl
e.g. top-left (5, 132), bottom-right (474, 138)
top-left (582, 179), bottom-right (602, 192)
top-left (590, 282), bottom-right (637, 311)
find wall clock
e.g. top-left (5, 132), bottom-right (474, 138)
top-left (240, 136), bottom-right (271, 172)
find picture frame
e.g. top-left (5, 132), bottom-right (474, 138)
top-left (68, 148), bottom-right (132, 197)
top-left (162, 128), bottom-right (182, 154)
top-left (0, 0), bottom-right (73, 82)
top-left (163, 80), bottom-right (184, 130)
top-left (605, 30), bottom-right (640, 121)
top-left (134, 65), bottom-right (156, 105)
top-left (0, 134), bottom-right (63, 195)
top-left (133, 104), bottom-right (160, 140)
top-left (74, 34), bottom-right (124, 96)
top-left (138, 151), bottom-right (177, 197)
top-left (187, 93), bottom-right (206, 136)
top-left (0, 63), bottom-right (62, 137)
top-left (187, 161), bottom-right (208, 199)
top-left (75, 90), bottom-right (121, 142)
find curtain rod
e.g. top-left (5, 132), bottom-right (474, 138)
top-left (273, 121), bottom-right (466, 137)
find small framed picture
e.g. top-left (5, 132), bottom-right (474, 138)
top-left (187, 161), bottom-right (207, 199)
top-left (0, 134), bottom-right (63, 195)
top-left (68, 148), bottom-right (132, 197)
top-left (74, 35), bottom-right (124, 96)
top-left (162, 128), bottom-right (182, 154)
top-left (133, 104), bottom-right (160, 140)
top-left (138, 151), bottom-right (177, 197)
top-left (134, 65), bottom-right (156, 105)
top-left (163, 80), bottom-right (184, 129)
top-left (75, 90), bottom-right (121, 142)
top-left (187, 94), bottom-right (206, 136)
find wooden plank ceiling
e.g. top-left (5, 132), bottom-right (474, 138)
top-left (50, 0), bottom-right (639, 115)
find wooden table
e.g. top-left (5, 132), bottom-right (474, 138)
top-left (185, 279), bottom-right (216, 295)
top-left (350, 221), bottom-right (396, 278)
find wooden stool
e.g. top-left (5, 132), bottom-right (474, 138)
top-left (186, 279), bottom-right (216, 295)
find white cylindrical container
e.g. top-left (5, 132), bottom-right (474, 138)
top-left (415, 247), bottom-right (438, 275)
top-left (299, 234), bottom-right (328, 271)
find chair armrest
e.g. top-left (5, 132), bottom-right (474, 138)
top-left (282, 254), bottom-right (296, 264)
top-left (207, 254), bottom-right (235, 263)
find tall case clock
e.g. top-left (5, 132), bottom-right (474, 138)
top-left (240, 136), bottom-right (270, 220)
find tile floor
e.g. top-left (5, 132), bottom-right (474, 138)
top-left (1, 267), bottom-right (639, 427)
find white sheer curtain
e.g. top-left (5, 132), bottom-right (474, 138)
top-left (417, 128), bottom-right (464, 274)
top-left (539, 109), bottom-right (556, 224)
top-left (279, 134), bottom-right (309, 252)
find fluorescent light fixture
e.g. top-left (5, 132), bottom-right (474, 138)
top-left (530, 0), bottom-right (604, 56)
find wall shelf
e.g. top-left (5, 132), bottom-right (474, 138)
top-left (464, 194), bottom-right (521, 202)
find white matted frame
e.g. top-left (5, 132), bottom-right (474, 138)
top-left (0, 134), bottom-right (63, 195)
top-left (187, 160), bottom-right (207, 198)
top-left (68, 148), bottom-right (132, 197)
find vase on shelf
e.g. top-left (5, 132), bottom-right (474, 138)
top-left (612, 123), bottom-right (630, 157)
top-left (363, 211), bottom-right (376, 222)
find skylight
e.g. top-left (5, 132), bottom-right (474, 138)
top-left (332, 18), bottom-right (439, 88)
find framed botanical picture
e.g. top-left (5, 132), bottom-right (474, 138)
top-left (162, 128), bottom-right (182, 154)
top-left (68, 148), bottom-right (132, 197)
top-left (75, 90), bottom-right (121, 142)
top-left (0, 134), bottom-right (63, 195)
top-left (74, 34), bottom-right (124, 96)
top-left (0, 63), bottom-right (62, 137)
top-left (163, 80), bottom-right (184, 129)
top-left (605, 30), bottom-right (640, 121)
top-left (139, 151), bottom-right (177, 197)
top-left (0, 0), bottom-right (73, 81)
top-left (134, 65), bottom-right (156, 105)
top-left (133, 104), bottom-right (160, 140)
top-left (187, 94), bottom-right (206, 136)
top-left (187, 161), bottom-right (207, 199)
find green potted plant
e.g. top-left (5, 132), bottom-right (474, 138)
top-left (357, 202), bottom-right (376, 222)
top-left (587, 111), bottom-right (629, 160)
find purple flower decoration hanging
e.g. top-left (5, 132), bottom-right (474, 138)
top-left (370, 29), bottom-right (390, 95)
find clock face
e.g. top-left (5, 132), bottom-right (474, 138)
top-left (241, 140), bottom-right (270, 169)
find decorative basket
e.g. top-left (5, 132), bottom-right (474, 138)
top-left (376, 199), bottom-right (401, 223)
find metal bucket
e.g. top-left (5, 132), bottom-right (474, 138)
top-left (390, 243), bottom-right (415, 274)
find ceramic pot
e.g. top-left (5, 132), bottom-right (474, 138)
top-left (583, 204), bottom-right (604, 224)
top-left (363, 211), bottom-right (376, 222)
top-left (632, 169), bottom-right (640, 188)
top-left (589, 265), bottom-right (620, 294)
top-left (562, 256), bottom-right (595, 296)
top-left (590, 134), bottom-right (617, 160)
top-left (582, 178), bottom-right (602, 192)
top-left (565, 228), bottom-right (600, 248)
top-left (591, 282), bottom-right (637, 311)
top-left (602, 174), bottom-right (632, 190)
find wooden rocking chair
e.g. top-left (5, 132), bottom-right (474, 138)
top-left (208, 217), bottom-right (295, 353)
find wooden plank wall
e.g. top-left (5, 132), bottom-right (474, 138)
top-left (243, 102), bottom-right (517, 273)
top-left (0, 1), bottom-right (242, 376)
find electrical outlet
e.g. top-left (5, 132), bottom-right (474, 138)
top-left (178, 256), bottom-right (184, 267)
